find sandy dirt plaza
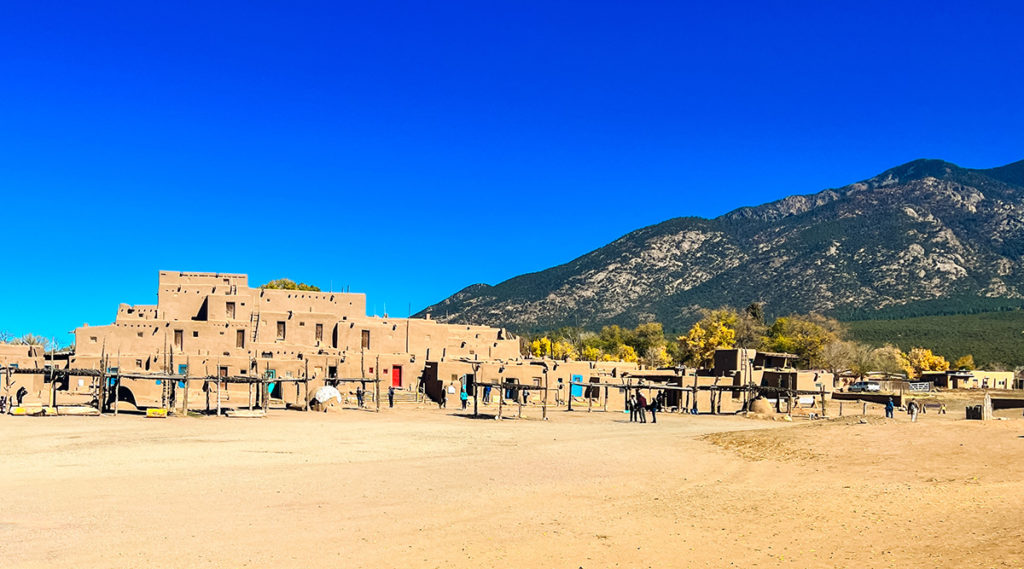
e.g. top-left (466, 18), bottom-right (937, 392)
top-left (2, 406), bottom-right (1024, 568)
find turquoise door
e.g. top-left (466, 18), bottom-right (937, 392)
top-left (571, 374), bottom-right (583, 397)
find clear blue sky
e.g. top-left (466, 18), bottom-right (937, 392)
top-left (2, 0), bottom-right (1022, 343)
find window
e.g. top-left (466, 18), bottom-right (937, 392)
top-left (173, 329), bottom-right (183, 350)
top-left (226, 302), bottom-right (236, 319)
top-left (315, 323), bottom-right (323, 342)
top-left (219, 366), bottom-right (228, 378)
top-left (236, 330), bottom-right (245, 349)
top-left (361, 330), bottom-right (370, 350)
top-left (276, 321), bottom-right (286, 340)
top-left (192, 331), bottom-right (199, 338)
top-left (90, 336), bottom-right (97, 343)
top-left (137, 332), bottom-right (143, 338)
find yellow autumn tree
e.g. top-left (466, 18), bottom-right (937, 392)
top-left (906, 347), bottom-right (950, 378)
top-left (616, 345), bottom-right (639, 363)
top-left (953, 354), bottom-right (975, 370)
top-left (580, 345), bottom-right (603, 361)
top-left (551, 340), bottom-right (579, 361)
top-left (529, 337), bottom-right (552, 358)
top-left (643, 345), bottom-right (672, 368)
top-left (679, 311), bottom-right (737, 368)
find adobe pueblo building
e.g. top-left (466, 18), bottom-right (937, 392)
top-left (70, 271), bottom-right (522, 407)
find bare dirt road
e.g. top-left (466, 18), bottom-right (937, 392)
top-left (2, 407), bottom-right (1023, 568)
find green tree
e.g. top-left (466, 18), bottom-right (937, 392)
top-left (763, 314), bottom-right (845, 368)
top-left (261, 278), bottom-right (321, 291)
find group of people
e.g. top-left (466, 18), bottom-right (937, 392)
top-left (885, 397), bottom-right (947, 421)
top-left (628, 390), bottom-right (663, 424)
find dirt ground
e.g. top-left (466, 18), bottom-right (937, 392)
top-left (2, 404), bottom-right (1024, 568)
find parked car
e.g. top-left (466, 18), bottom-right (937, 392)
top-left (848, 381), bottom-right (881, 392)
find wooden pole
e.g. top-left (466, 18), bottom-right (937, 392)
top-left (216, 378), bottom-right (222, 416)
top-left (820, 385), bottom-right (826, 418)
top-left (498, 385), bottom-right (504, 420)
top-left (375, 378), bottom-right (381, 413)
top-left (603, 385), bottom-right (609, 412)
top-left (542, 373), bottom-right (548, 421)
top-left (182, 359), bottom-right (190, 415)
top-left (862, 401), bottom-right (867, 415)
top-left (839, 401), bottom-right (843, 416)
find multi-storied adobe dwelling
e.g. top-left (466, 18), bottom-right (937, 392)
top-left (71, 271), bottom-right (521, 404)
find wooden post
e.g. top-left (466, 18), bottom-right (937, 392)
top-left (473, 382), bottom-right (479, 417)
top-left (603, 385), bottom-right (609, 412)
top-left (820, 385), bottom-right (826, 418)
top-left (862, 401), bottom-right (867, 415)
top-left (375, 379), bottom-right (381, 413)
top-left (542, 374), bottom-right (548, 421)
top-left (587, 387), bottom-right (593, 413)
top-left (182, 378), bottom-right (190, 416)
top-left (113, 369), bottom-right (120, 416)
top-left (498, 384), bottom-right (504, 420)
top-left (303, 380), bottom-right (309, 412)
top-left (216, 379), bottom-right (222, 416)
top-left (205, 380), bottom-right (210, 414)
top-left (839, 401), bottom-right (844, 416)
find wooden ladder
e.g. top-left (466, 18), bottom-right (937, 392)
top-left (250, 311), bottom-right (260, 342)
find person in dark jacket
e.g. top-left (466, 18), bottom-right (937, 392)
top-left (885, 397), bottom-right (895, 418)
top-left (636, 392), bottom-right (647, 423)
top-left (387, 386), bottom-right (395, 408)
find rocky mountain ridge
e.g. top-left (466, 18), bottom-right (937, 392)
top-left (418, 158), bottom-right (1024, 332)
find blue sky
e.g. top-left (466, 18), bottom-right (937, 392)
top-left (2, 0), bottom-right (1022, 343)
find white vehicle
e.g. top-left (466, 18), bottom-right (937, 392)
top-left (848, 381), bottom-right (881, 393)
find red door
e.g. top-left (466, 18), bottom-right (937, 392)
top-left (392, 366), bottom-right (402, 387)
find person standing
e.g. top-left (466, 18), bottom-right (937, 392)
top-left (649, 393), bottom-right (658, 424)
top-left (483, 385), bottom-right (492, 404)
top-left (885, 397), bottom-right (895, 419)
top-left (908, 399), bottom-right (919, 422)
top-left (439, 385), bottom-right (447, 409)
top-left (636, 392), bottom-right (647, 424)
top-left (460, 388), bottom-right (468, 410)
top-left (355, 386), bottom-right (364, 408)
top-left (388, 386), bottom-right (395, 408)
top-left (628, 394), bottom-right (637, 422)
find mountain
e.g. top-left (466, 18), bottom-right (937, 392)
top-left (417, 158), bottom-right (1024, 332)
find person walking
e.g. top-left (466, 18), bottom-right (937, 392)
top-left (460, 388), bottom-right (468, 410)
top-left (885, 397), bottom-right (895, 419)
top-left (439, 386), bottom-right (447, 409)
top-left (908, 399), bottom-right (919, 422)
top-left (636, 392), bottom-right (647, 424)
top-left (387, 386), bottom-right (395, 408)
top-left (940, 402), bottom-right (947, 415)
top-left (355, 386), bottom-right (364, 408)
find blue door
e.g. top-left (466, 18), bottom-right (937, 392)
top-left (571, 374), bottom-right (583, 397)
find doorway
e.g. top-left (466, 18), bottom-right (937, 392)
top-left (392, 366), bottom-right (402, 387)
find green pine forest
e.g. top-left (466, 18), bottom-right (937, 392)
top-left (846, 309), bottom-right (1024, 369)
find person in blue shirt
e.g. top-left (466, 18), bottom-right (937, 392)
top-left (885, 397), bottom-right (895, 418)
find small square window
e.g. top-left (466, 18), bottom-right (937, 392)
top-left (192, 331), bottom-right (199, 337)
